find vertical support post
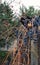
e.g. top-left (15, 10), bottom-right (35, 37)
top-left (28, 37), bottom-right (31, 65)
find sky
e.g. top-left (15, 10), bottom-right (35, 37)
top-left (2, 0), bottom-right (40, 15)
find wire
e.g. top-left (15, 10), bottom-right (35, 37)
top-left (8, 0), bottom-right (16, 5)
top-left (1, 26), bottom-right (21, 65)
